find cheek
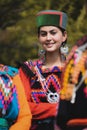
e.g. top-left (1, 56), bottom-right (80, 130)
top-left (39, 36), bottom-right (42, 41)
top-left (54, 36), bottom-right (63, 44)
top-left (54, 33), bottom-right (63, 41)
top-left (39, 37), bottom-right (46, 44)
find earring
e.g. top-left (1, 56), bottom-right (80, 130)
top-left (60, 43), bottom-right (69, 55)
top-left (38, 49), bottom-right (45, 63)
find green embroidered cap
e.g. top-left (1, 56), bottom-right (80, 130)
top-left (36, 10), bottom-right (68, 30)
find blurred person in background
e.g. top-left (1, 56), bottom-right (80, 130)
top-left (0, 64), bottom-right (32, 130)
top-left (57, 35), bottom-right (87, 130)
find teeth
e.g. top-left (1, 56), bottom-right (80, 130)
top-left (46, 43), bottom-right (54, 45)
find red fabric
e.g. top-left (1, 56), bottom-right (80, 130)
top-left (29, 102), bottom-right (58, 119)
top-left (19, 68), bottom-right (58, 120)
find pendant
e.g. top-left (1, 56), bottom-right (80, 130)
top-left (47, 92), bottom-right (59, 103)
top-left (60, 45), bottom-right (69, 55)
top-left (2, 108), bottom-right (6, 115)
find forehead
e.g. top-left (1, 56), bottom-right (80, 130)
top-left (40, 26), bottom-right (59, 31)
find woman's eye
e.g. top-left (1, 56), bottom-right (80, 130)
top-left (40, 32), bottom-right (47, 37)
top-left (50, 31), bottom-right (57, 35)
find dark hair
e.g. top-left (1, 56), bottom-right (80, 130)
top-left (37, 26), bottom-right (66, 34)
top-left (58, 26), bottom-right (67, 44)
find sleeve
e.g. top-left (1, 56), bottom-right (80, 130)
top-left (19, 68), bottom-right (58, 120)
top-left (9, 74), bottom-right (32, 130)
top-left (29, 102), bottom-right (58, 119)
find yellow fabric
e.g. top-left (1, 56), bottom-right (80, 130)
top-left (9, 74), bottom-right (32, 130)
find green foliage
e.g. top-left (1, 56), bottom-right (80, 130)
top-left (0, 0), bottom-right (87, 66)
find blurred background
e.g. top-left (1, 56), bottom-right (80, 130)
top-left (0, 0), bottom-right (87, 67)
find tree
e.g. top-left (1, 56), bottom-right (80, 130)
top-left (0, 0), bottom-right (87, 66)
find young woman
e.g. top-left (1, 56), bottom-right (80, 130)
top-left (0, 64), bottom-right (32, 130)
top-left (19, 10), bottom-right (68, 130)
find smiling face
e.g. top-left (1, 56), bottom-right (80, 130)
top-left (38, 26), bottom-right (67, 53)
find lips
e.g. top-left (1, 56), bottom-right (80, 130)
top-left (45, 42), bottom-right (55, 47)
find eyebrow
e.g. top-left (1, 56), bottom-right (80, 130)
top-left (40, 29), bottom-right (56, 32)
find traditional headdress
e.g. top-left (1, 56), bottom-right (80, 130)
top-left (36, 10), bottom-right (68, 30)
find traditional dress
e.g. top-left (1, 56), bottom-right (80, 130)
top-left (58, 35), bottom-right (87, 130)
top-left (19, 60), bottom-right (63, 130)
top-left (0, 64), bottom-right (32, 130)
top-left (19, 9), bottom-right (68, 130)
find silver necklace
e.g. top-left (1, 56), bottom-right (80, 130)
top-left (34, 65), bottom-right (60, 103)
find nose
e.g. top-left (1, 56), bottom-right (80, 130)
top-left (46, 33), bottom-right (52, 41)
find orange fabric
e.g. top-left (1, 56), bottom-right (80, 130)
top-left (19, 69), bottom-right (58, 120)
top-left (67, 119), bottom-right (87, 126)
top-left (19, 68), bottom-right (31, 101)
top-left (10, 74), bottom-right (32, 130)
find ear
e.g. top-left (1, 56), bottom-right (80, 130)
top-left (62, 31), bottom-right (67, 42)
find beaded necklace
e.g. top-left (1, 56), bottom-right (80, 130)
top-left (34, 65), bottom-right (60, 103)
top-left (28, 60), bottom-right (60, 103)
